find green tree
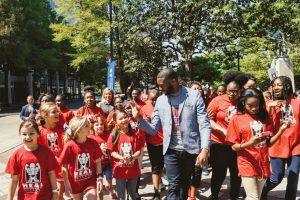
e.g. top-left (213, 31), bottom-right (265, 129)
top-left (51, 0), bottom-right (110, 68)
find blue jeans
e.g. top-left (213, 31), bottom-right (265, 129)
top-left (164, 148), bottom-right (197, 200)
top-left (115, 178), bottom-right (138, 200)
top-left (261, 155), bottom-right (300, 200)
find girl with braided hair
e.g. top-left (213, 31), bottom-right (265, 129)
top-left (261, 76), bottom-right (300, 200)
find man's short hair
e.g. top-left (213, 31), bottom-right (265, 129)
top-left (157, 68), bottom-right (178, 80)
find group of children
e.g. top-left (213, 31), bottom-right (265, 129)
top-left (8, 91), bottom-right (146, 200)
top-left (6, 73), bottom-right (300, 200)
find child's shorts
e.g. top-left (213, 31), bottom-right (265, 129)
top-left (103, 166), bottom-right (113, 181)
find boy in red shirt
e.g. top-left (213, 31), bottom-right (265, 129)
top-left (6, 120), bottom-right (59, 200)
top-left (55, 94), bottom-right (74, 125)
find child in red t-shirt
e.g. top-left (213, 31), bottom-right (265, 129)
top-left (125, 103), bottom-right (146, 199)
top-left (37, 102), bottom-right (65, 199)
top-left (59, 116), bottom-right (102, 200)
top-left (226, 88), bottom-right (290, 200)
top-left (55, 94), bottom-right (75, 125)
top-left (6, 120), bottom-right (59, 200)
top-left (107, 110), bottom-right (143, 200)
top-left (89, 116), bottom-right (116, 200)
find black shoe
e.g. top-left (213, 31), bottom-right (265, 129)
top-left (152, 193), bottom-right (161, 200)
top-left (159, 182), bottom-right (167, 192)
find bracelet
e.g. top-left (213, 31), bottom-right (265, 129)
top-left (239, 143), bottom-right (243, 151)
top-left (52, 188), bottom-right (59, 193)
top-left (96, 173), bottom-right (103, 181)
top-left (130, 154), bottom-right (134, 161)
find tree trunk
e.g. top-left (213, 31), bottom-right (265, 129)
top-left (184, 49), bottom-right (192, 81)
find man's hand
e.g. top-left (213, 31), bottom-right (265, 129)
top-left (196, 148), bottom-right (209, 168)
top-left (131, 103), bottom-right (142, 121)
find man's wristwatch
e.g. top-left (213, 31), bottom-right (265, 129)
top-left (52, 188), bottom-right (59, 193)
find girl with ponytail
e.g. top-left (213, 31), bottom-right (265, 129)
top-left (37, 102), bottom-right (66, 200)
top-left (107, 110), bottom-right (143, 200)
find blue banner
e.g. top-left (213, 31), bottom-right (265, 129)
top-left (107, 61), bottom-right (116, 90)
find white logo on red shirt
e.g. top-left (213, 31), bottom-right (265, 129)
top-left (85, 114), bottom-right (98, 123)
top-left (75, 153), bottom-right (92, 180)
top-left (281, 105), bottom-right (296, 125)
top-left (225, 106), bottom-right (237, 123)
top-left (47, 132), bottom-right (60, 154)
top-left (23, 163), bottom-right (43, 192)
top-left (120, 143), bottom-right (134, 167)
top-left (250, 120), bottom-right (265, 147)
top-left (130, 121), bottom-right (138, 130)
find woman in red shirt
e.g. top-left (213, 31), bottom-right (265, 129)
top-left (59, 116), bottom-right (102, 200)
top-left (207, 71), bottom-right (247, 200)
top-left (6, 120), bottom-right (59, 200)
top-left (77, 90), bottom-right (106, 123)
top-left (107, 110), bottom-right (143, 200)
top-left (261, 76), bottom-right (300, 200)
top-left (37, 102), bottom-right (65, 200)
top-left (226, 88), bottom-right (289, 199)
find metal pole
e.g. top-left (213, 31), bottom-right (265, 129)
top-left (109, 0), bottom-right (113, 62)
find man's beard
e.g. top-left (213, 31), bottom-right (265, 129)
top-left (164, 86), bottom-right (174, 95)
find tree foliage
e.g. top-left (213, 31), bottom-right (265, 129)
top-left (0, 0), bottom-right (67, 71)
top-left (51, 0), bottom-right (110, 69)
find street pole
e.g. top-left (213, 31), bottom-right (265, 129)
top-left (109, 0), bottom-right (113, 62)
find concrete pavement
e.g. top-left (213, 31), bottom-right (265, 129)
top-left (0, 113), bottom-right (299, 200)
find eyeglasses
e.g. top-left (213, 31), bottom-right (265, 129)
top-left (227, 90), bottom-right (240, 95)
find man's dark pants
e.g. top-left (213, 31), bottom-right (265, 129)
top-left (164, 148), bottom-right (198, 200)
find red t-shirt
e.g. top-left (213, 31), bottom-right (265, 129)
top-left (76, 106), bottom-right (106, 122)
top-left (57, 106), bottom-right (74, 125)
top-left (207, 94), bottom-right (238, 145)
top-left (226, 114), bottom-right (273, 178)
top-left (5, 146), bottom-right (58, 200)
top-left (131, 99), bottom-right (146, 110)
top-left (267, 98), bottom-right (300, 158)
top-left (107, 129), bottom-right (142, 179)
top-left (89, 133), bottom-right (111, 168)
top-left (106, 110), bottom-right (115, 124)
top-left (38, 125), bottom-right (65, 179)
top-left (140, 101), bottom-right (163, 145)
top-left (58, 138), bottom-right (102, 194)
top-left (38, 125), bottom-right (65, 158)
top-left (129, 117), bottom-right (146, 148)
top-left (140, 93), bottom-right (149, 102)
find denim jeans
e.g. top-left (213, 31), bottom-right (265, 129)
top-left (261, 155), bottom-right (300, 200)
top-left (164, 148), bottom-right (198, 200)
top-left (115, 178), bottom-right (138, 200)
